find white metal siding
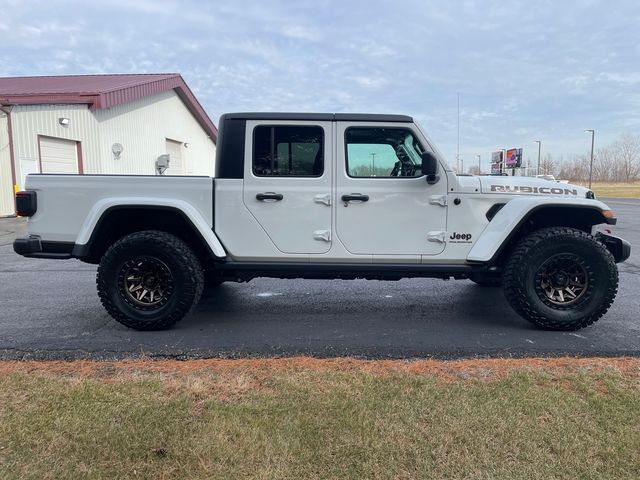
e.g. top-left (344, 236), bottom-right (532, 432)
top-left (39, 137), bottom-right (78, 174)
top-left (10, 104), bottom-right (100, 189)
top-left (94, 90), bottom-right (216, 176)
top-left (0, 113), bottom-right (14, 216)
top-left (7, 90), bottom-right (216, 192)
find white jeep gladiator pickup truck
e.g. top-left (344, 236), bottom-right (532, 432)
top-left (14, 112), bottom-right (631, 331)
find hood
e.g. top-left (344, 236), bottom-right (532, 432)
top-left (478, 176), bottom-right (592, 198)
top-left (452, 175), bottom-right (481, 193)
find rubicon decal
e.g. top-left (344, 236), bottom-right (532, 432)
top-left (449, 232), bottom-right (472, 243)
top-left (491, 185), bottom-right (578, 195)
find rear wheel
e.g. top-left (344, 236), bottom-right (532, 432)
top-left (97, 230), bottom-right (204, 330)
top-left (503, 227), bottom-right (618, 331)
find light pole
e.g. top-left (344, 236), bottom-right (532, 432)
top-left (534, 140), bottom-right (541, 176)
top-left (585, 129), bottom-right (595, 189)
top-left (370, 153), bottom-right (376, 176)
top-left (476, 154), bottom-right (481, 174)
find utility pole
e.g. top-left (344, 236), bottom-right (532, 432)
top-left (585, 130), bottom-right (595, 189)
top-left (534, 140), bottom-right (541, 176)
top-left (476, 154), bottom-right (481, 174)
top-left (370, 153), bottom-right (376, 176)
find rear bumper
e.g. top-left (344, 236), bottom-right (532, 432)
top-left (13, 236), bottom-right (74, 259)
top-left (596, 232), bottom-right (631, 263)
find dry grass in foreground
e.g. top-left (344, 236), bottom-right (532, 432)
top-left (573, 181), bottom-right (640, 198)
top-left (0, 357), bottom-right (639, 480)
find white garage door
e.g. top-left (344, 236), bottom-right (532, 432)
top-left (165, 139), bottom-right (184, 175)
top-left (39, 136), bottom-right (80, 174)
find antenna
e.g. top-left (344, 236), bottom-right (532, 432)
top-left (457, 92), bottom-right (460, 172)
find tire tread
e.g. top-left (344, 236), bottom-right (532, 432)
top-left (503, 227), bottom-right (618, 330)
top-left (97, 230), bottom-right (204, 331)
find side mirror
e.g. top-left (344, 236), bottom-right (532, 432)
top-left (421, 152), bottom-right (439, 184)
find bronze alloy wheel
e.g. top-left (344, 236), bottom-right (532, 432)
top-left (98, 230), bottom-right (204, 330)
top-left (535, 253), bottom-right (588, 307)
top-left (118, 256), bottom-right (174, 310)
top-left (503, 227), bottom-right (618, 331)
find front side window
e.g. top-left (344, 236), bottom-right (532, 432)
top-left (346, 127), bottom-right (425, 178)
top-left (253, 125), bottom-right (324, 176)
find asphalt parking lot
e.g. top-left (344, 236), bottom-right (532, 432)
top-left (0, 198), bottom-right (638, 360)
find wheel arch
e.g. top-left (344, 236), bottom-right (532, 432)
top-left (72, 201), bottom-right (226, 264)
top-left (468, 198), bottom-right (616, 265)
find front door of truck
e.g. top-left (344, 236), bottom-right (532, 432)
top-left (335, 122), bottom-right (447, 257)
top-left (243, 120), bottom-right (333, 254)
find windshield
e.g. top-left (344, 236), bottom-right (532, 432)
top-left (414, 120), bottom-right (452, 171)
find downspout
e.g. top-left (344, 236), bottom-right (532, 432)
top-left (0, 105), bottom-right (18, 210)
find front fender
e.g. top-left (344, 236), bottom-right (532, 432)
top-left (467, 197), bottom-right (613, 263)
top-left (74, 197), bottom-right (227, 258)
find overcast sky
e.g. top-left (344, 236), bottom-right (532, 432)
top-left (1, 0), bottom-right (639, 171)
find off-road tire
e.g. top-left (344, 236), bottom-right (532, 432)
top-left (503, 227), bottom-right (618, 331)
top-left (469, 273), bottom-right (502, 287)
top-left (97, 230), bottom-right (204, 331)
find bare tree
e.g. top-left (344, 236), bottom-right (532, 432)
top-left (592, 134), bottom-right (640, 182)
top-left (616, 133), bottom-right (640, 182)
top-left (558, 156), bottom-right (580, 182)
top-left (537, 133), bottom-right (640, 183)
top-left (539, 153), bottom-right (557, 176)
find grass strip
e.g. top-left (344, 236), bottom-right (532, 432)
top-left (574, 182), bottom-right (640, 198)
top-left (0, 357), bottom-right (638, 480)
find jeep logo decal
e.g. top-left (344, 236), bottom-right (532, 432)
top-left (490, 185), bottom-right (578, 195)
top-left (449, 232), bottom-right (472, 243)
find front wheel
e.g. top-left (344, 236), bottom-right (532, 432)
top-left (503, 227), bottom-right (618, 331)
top-left (97, 230), bottom-right (204, 330)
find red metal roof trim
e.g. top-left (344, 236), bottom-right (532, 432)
top-left (0, 74), bottom-right (217, 142)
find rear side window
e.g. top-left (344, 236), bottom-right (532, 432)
top-left (253, 125), bottom-right (324, 177)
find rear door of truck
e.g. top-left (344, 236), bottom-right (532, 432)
top-left (242, 120), bottom-right (333, 254)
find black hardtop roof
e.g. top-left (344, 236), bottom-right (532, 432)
top-left (220, 112), bottom-right (414, 123)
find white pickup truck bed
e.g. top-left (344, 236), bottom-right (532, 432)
top-left (24, 173), bottom-right (215, 245)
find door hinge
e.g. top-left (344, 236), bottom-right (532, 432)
top-left (427, 231), bottom-right (446, 243)
top-left (429, 195), bottom-right (447, 207)
top-left (314, 193), bottom-right (331, 206)
top-left (313, 230), bottom-right (331, 242)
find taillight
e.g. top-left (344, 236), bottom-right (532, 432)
top-left (15, 191), bottom-right (37, 217)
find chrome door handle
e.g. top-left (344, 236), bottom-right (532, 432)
top-left (256, 192), bottom-right (283, 201)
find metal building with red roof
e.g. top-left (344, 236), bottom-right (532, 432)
top-left (0, 74), bottom-right (218, 216)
